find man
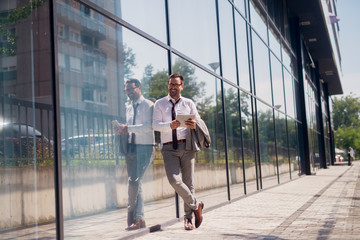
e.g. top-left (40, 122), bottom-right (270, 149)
top-left (113, 79), bottom-right (154, 231)
top-left (152, 73), bottom-right (204, 231)
top-left (349, 147), bottom-right (355, 161)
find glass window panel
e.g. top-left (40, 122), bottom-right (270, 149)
top-left (171, 55), bottom-right (228, 210)
top-left (252, 33), bottom-right (272, 104)
top-left (249, 0), bottom-right (268, 43)
top-left (325, 135), bottom-right (330, 166)
top-left (256, 101), bottom-right (277, 189)
top-left (235, 13), bottom-right (251, 91)
top-left (268, 26), bottom-right (281, 58)
top-left (313, 132), bottom-right (320, 170)
top-left (218, 0), bottom-right (237, 84)
top-left (294, 79), bottom-right (299, 120)
top-left (240, 92), bottom-right (257, 193)
top-left (306, 83), bottom-right (321, 175)
top-left (224, 83), bottom-right (244, 198)
top-left (169, 0), bottom-right (219, 72)
top-left (284, 69), bottom-right (295, 118)
top-left (0, 1), bottom-right (56, 238)
top-left (322, 97), bottom-right (329, 166)
top-left (56, 1), bottom-right (171, 238)
top-left (267, 0), bottom-right (283, 30)
top-left (307, 128), bottom-right (313, 170)
top-left (305, 81), bottom-right (311, 128)
top-left (89, 0), bottom-right (167, 43)
top-left (234, 0), bottom-right (246, 16)
top-left (270, 53), bottom-right (284, 111)
top-left (291, 54), bottom-right (298, 78)
top-left (288, 119), bottom-right (300, 177)
top-left (282, 45), bottom-right (292, 73)
top-left (275, 111), bottom-right (290, 183)
top-left (283, 7), bottom-right (291, 44)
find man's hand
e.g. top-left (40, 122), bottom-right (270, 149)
top-left (112, 120), bottom-right (120, 135)
top-left (113, 124), bottom-right (128, 135)
top-left (185, 119), bottom-right (196, 129)
top-left (170, 120), bottom-right (181, 129)
top-left (118, 124), bottom-right (128, 134)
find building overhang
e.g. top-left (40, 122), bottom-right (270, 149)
top-left (287, 0), bottom-right (343, 95)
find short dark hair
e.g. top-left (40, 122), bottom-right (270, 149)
top-left (125, 78), bottom-right (141, 87)
top-left (168, 73), bottom-right (184, 83)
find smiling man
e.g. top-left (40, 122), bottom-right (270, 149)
top-left (152, 73), bottom-right (204, 230)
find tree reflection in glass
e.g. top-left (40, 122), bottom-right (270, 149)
top-left (256, 101), bottom-right (277, 189)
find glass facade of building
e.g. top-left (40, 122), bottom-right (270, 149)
top-left (0, 0), bottom-right (341, 239)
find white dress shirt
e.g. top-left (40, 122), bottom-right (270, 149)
top-left (152, 95), bottom-right (200, 144)
top-left (127, 95), bottom-right (155, 145)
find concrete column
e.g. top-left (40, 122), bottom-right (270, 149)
top-left (290, 17), bottom-right (311, 175)
top-left (314, 65), bottom-right (327, 169)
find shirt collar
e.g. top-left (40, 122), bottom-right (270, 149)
top-left (167, 94), bottom-right (182, 103)
top-left (132, 95), bottom-right (144, 105)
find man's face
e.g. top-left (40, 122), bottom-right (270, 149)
top-left (168, 77), bottom-right (183, 99)
top-left (125, 82), bottom-right (141, 102)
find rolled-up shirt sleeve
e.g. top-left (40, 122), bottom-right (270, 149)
top-left (152, 100), bottom-right (172, 132)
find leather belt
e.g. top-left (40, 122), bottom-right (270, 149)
top-left (163, 139), bottom-right (186, 145)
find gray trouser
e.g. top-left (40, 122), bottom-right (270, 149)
top-left (126, 144), bottom-right (154, 223)
top-left (161, 142), bottom-right (197, 219)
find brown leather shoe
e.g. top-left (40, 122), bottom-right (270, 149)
top-left (193, 201), bottom-right (204, 228)
top-left (125, 220), bottom-right (146, 231)
top-left (184, 218), bottom-right (194, 231)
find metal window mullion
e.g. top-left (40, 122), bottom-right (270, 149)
top-left (314, 67), bottom-right (327, 169)
top-left (292, 17), bottom-right (310, 175)
top-left (232, 1), bottom-right (247, 196)
top-left (268, 29), bottom-right (282, 184)
top-left (164, 0), bottom-right (179, 219)
top-left (215, 0), bottom-right (231, 201)
top-left (324, 84), bottom-right (335, 165)
top-left (246, 1), bottom-right (262, 191)
top-left (273, 109), bottom-right (280, 184)
top-left (165, 0), bottom-right (172, 74)
top-left (267, 22), bottom-right (281, 185)
top-left (49, 0), bottom-right (64, 238)
top-left (285, 116), bottom-right (292, 179)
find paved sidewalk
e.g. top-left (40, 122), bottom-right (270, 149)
top-left (135, 161), bottom-right (360, 240)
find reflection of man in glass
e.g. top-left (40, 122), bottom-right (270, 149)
top-left (152, 73), bottom-right (204, 231)
top-left (113, 79), bottom-right (154, 231)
